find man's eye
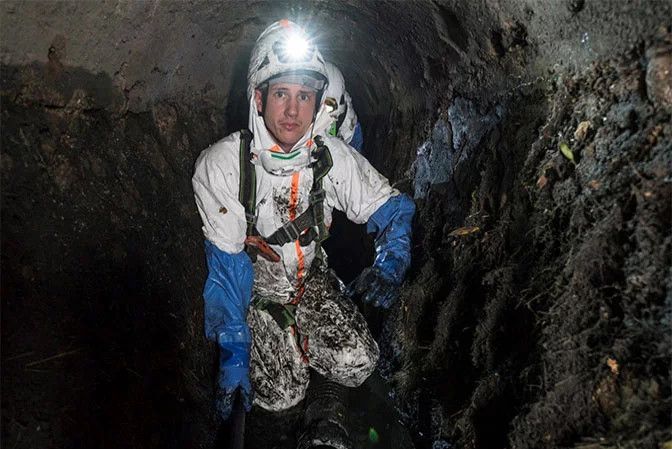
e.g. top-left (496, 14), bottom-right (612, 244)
top-left (274, 91), bottom-right (287, 99)
top-left (299, 94), bottom-right (310, 101)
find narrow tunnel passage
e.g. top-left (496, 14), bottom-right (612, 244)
top-left (1, 2), bottom-right (671, 449)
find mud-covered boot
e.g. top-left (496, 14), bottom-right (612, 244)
top-left (297, 372), bottom-right (351, 449)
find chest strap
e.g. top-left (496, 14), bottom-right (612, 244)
top-left (239, 132), bottom-right (333, 260)
top-left (265, 135), bottom-right (332, 247)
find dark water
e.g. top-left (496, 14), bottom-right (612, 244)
top-left (239, 371), bottom-right (413, 449)
top-left (349, 374), bottom-right (415, 449)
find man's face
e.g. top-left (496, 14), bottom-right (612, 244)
top-left (255, 82), bottom-right (317, 152)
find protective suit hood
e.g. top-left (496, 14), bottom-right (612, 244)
top-left (246, 19), bottom-right (330, 174)
top-left (313, 62), bottom-right (359, 144)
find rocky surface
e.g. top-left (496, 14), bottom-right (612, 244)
top-left (1, 1), bottom-right (670, 448)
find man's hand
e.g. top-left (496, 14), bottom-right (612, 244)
top-left (347, 266), bottom-right (399, 309)
top-left (216, 366), bottom-right (253, 420)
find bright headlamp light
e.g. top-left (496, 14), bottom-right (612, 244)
top-left (273, 33), bottom-right (314, 63)
top-left (285, 34), bottom-right (309, 60)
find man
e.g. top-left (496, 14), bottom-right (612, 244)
top-left (192, 19), bottom-right (414, 426)
top-left (314, 61), bottom-right (364, 152)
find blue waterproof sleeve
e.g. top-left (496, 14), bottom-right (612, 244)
top-left (349, 122), bottom-right (364, 153)
top-left (366, 194), bottom-right (415, 283)
top-left (203, 240), bottom-right (254, 417)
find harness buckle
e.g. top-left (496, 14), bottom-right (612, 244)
top-left (277, 220), bottom-right (302, 244)
top-left (245, 212), bottom-right (257, 226)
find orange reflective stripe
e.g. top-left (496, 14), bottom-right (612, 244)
top-left (290, 285), bottom-right (305, 305)
top-left (295, 240), bottom-right (305, 284)
top-left (289, 172), bottom-right (299, 220)
top-left (279, 19), bottom-right (290, 28)
top-left (270, 144), bottom-right (282, 153)
top-left (289, 173), bottom-right (306, 286)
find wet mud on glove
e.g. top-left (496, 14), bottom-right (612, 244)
top-left (348, 194), bottom-right (415, 309)
top-left (347, 266), bottom-right (399, 308)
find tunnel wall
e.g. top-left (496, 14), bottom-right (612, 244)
top-left (2, 1), bottom-right (671, 449)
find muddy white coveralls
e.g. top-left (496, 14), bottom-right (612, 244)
top-left (192, 20), bottom-right (414, 416)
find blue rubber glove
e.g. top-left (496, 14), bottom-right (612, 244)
top-left (216, 341), bottom-right (252, 419)
top-left (348, 194), bottom-right (415, 308)
top-left (203, 240), bottom-right (254, 419)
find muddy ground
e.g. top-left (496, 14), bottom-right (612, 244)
top-left (2, 1), bottom-right (671, 449)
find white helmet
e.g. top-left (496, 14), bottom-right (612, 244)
top-left (247, 19), bottom-right (328, 100)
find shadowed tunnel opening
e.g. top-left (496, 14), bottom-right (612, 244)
top-left (2, 2), bottom-right (671, 449)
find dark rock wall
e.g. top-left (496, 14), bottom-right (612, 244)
top-left (2, 1), bottom-right (670, 448)
top-left (394, 43), bottom-right (671, 449)
top-left (1, 62), bottom-right (224, 447)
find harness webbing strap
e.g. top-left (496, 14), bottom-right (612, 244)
top-left (239, 130), bottom-right (333, 260)
top-left (266, 209), bottom-right (316, 245)
top-left (238, 129), bottom-right (256, 237)
top-left (239, 129), bottom-right (261, 262)
top-left (311, 136), bottom-right (332, 244)
top-left (264, 136), bottom-right (332, 247)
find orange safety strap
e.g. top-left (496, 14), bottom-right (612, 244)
top-left (288, 172), bottom-right (306, 288)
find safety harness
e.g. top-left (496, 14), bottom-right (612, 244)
top-left (238, 129), bottom-right (332, 331)
top-left (238, 129), bottom-right (332, 262)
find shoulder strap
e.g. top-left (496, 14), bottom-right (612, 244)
top-left (310, 135), bottom-right (332, 244)
top-left (238, 129), bottom-right (256, 237)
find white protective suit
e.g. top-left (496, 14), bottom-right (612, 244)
top-left (192, 20), bottom-right (398, 411)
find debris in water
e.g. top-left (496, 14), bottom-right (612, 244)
top-left (368, 427), bottom-right (379, 443)
top-left (448, 226), bottom-right (480, 237)
top-left (559, 142), bottom-right (576, 164)
top-left (645, 45), bottom-right (672, 109)
top-left (587, 179), bottom-right (601, 190)
top-left (607, 357), bottom-right (619, 375)
top-left (580, 31), bottom-right (589, 46)
top-left (574, 121), bottom-right (592, 141)
top-left (432, 439), bottom-right (452, 449)
top-left (567, 0), bottom-right (585, 14)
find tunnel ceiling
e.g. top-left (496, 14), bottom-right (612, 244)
top-left (2, 1), bottom-right (444, 115)
top-left (2, 0), bottom-right (667, 170)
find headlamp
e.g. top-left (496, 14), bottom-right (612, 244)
top-left (272, 33), bottom-right (315, 64)
top-left (285, 34), bottom-right (309, 60)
